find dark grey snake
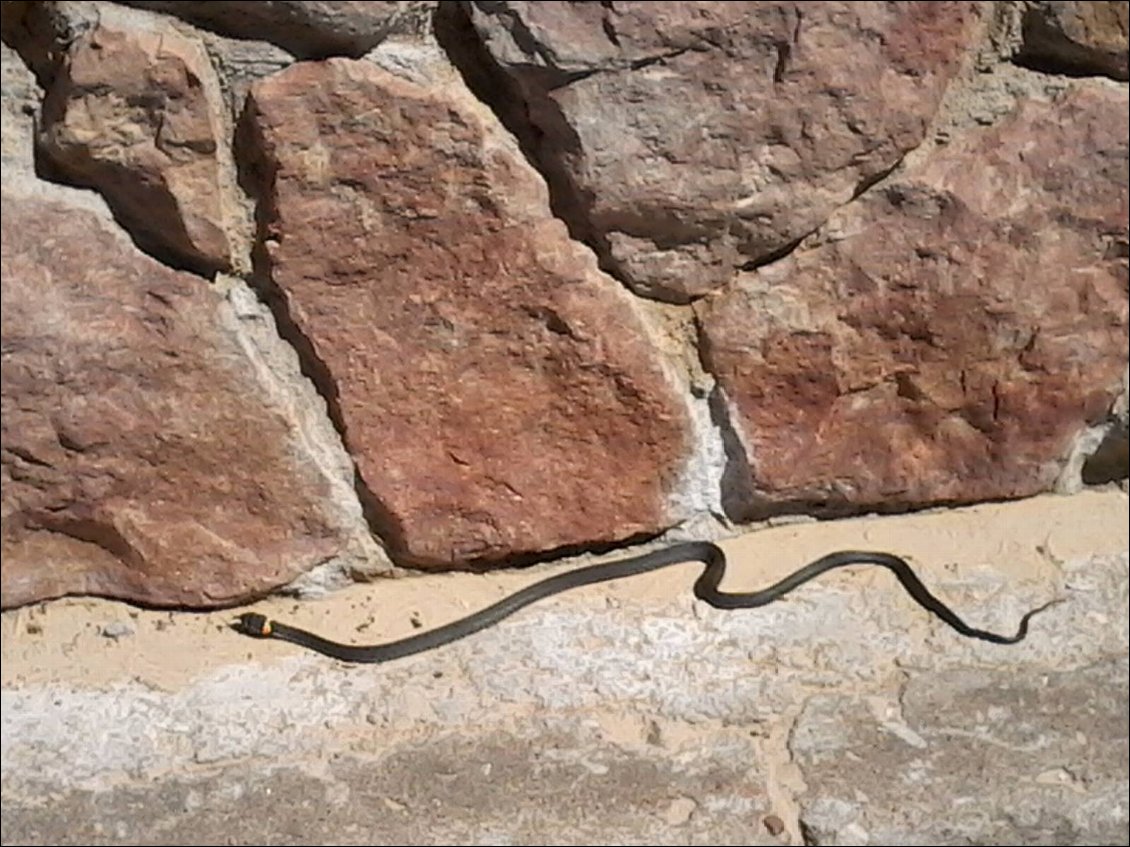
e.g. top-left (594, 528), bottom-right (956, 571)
top-left (231, 542), bottom-right (1058, 663)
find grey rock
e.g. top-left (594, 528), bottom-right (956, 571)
top-left (0, 41), bottom-right (38, 173)
top-left (98, 621), bottom-right (134, 640)
top-left (117, 1), bottom-right (435, 59)
top-left (794, 659), bottom-right (1130, 845)
top-left (0, 728), bottom-right (779, 846)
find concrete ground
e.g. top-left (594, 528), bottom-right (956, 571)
top-left (2, 489), bottom-right (1127, 846)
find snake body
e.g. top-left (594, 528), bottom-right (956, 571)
top-left (232, 542), bottom-right (1057, 664)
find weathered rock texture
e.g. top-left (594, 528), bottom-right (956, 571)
top-left (0, 187), bottom-right (349, 608)
top-left (795, 660), bottom-right (1130, 845)
top-left (118, 1), bottom-right (433, 59)
top-left (465, 1), bottom-right (981, 302)
top-left (1016, 0), bottom-right (1130, 80)
top-left (3, 496), bottom-right (1128, 845)
top-left (244, 58), bottom-right (691, 567)
top-left (38, 18), bottom-right (234, 274)
top-left (699, 85), bottom-right (1128, 518)
top-left (0, 1), bottom-right (1127, 606)
top-left (0, 40), bottom-right (37, 171)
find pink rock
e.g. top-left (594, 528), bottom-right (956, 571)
top-left (39, 20), bottom-right (234, 274)
top-left (1, 187), bottom-right (349, 608)
top-left (699, 86), bottom-right (1129, 516)
top-left (244, 58), bottom-right (692, 567)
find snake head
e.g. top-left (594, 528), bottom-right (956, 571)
top-left (232, 612), bottom-right (272, 637)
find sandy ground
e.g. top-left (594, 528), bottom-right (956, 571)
top-left (3, 489), bottom-right (1122, 690)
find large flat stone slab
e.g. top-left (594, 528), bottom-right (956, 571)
top-left (699, 85), bottom-right (1128, 518)
top-left (244, 57), bottom-right (692, 567)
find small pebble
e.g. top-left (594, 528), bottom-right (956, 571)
top-left (101, 621), bottom-right (135, 640)
top-left (663, 797), bottom-right (696, 826)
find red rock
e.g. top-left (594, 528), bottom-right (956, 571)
top-left (118, 1), bottom-right (430, 59)
top-left (244, 58), bottom-right (691, 568)
top-left (1017, 1), bottom-right (1129, 80)
top-left (699, 86), bottom-right (1129, 516)
top-left (38, 19), bottom-right (234, 274)
top-left (0, 186), bottom-right (350, 609)
top-left (468, 1), bottom-right (979, 302)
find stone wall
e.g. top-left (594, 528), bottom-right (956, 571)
top-left (1, 1), bottom-right (1127, 609)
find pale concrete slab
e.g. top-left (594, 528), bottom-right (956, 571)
top-left (2, 490), bottom-right (1128, 845)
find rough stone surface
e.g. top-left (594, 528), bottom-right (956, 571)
top-left (466, 1), bottom-right (980, 302)
top-left (2, 494), bottom-right (1127, 845)
top-left (0, 185), bottom-right (351, 608)
top-left (193, 28), bottom-right (294, 120)
top-left (699, 85), bottom-right (1129, 518)
top-left (1083, 366), bottom-right (1130, 485)
top-left (0, 40), bottom-right (37, 172)
top-left (0, 733), bottom-right (776, 846)
top-left (244, 58), bottom-right (692, 568)
top-left (119, 1), bottom-right (434, 59)
top-left (0, 1), bottom-right (64, 83)
top-left (38, 17), bottom-right (235, 274)
top-left (794, 660), bottom-right (1130, 845)
top-left (1017, 0), bottom-right (1130, 80)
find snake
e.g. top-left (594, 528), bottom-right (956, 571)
top-left (231, 542), bottom-right (1059, 664)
